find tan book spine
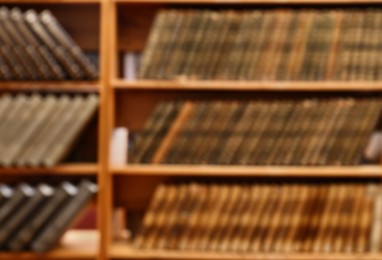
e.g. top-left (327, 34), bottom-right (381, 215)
top-left (156, 185), bottom-right (188, 249)
top-left (0, 95), bottom-right (43, 166)
top-left (134, 184), bottom-right (168, 248)
top-left (236, 11), bottom-right (263, 80)
top-left (230, 184), bottom-right (261, 252)
top-left (347, 11), bottom-right (364, 81)
top-left (196, 185), bottom-right (229, 251)
top-left (229, 102), bottom-right (264, 164)
top-left (164, 102), bottom-right (200, 164)
top-left (262, 184), bottom-right (289, 252)
top-left (207, 102), bottom-right (245, 164)
top-left (249, 185), bottom-right (279, 252)
top-left (238, 185), bottom-right (269, 252)
top-left (208, 185), bottom-right (241, 251)
top-left (343, 184), bottom-right (364, 252)
top-left (162, 11), bottom-right (191, 79)
top-left (369, 184), bottom-right (382, 252)
top-left (144, 185), bottom-right (177, 249)
top-left (283, 100), bottom-right (316, 165)
top-left (282, 184), bottom-right (309, 252)
top-left (302, 184), bottom-right (328, 252)
top-left (223, 12), bottom-right (251, 80)
top-left (213, 12), bottom-right (241, 80)
top-left (139, 11), bottom-right (167, 78)
top-left (177, 184), bottom-right (207, 250)
top-left (343, 100), bottom-right (381, 165)
top-left (292, 185), bottom-right (319, 252)
top-left (190, 102), bottom-right (225, 164)
top-left (238, 10), bottom-right (270, 80)
top-left (248, 11), bottom-right (277, 80)
top-left (252, 101), bottom-right (293, 165)
top-left (285, 11), bottom-right (314, 80)
top-left (42, 95), bottom-right (98, 167)
top-left (273, 184), bottom-right (299, 252)
top-left (257, 10), bottom-right (286, 80)
top-left (15, 96), bottom-right (68, 166)
top-left (354, 184), bottom-right (375, 252)
top-left (221, 185), bottom-right (250, 252)
top-left (267, 11), bottom-right (293, 81)
top-left (240, 101), bottom-right (279, 165)
top-left (182, 102), bottom-right (219, 164)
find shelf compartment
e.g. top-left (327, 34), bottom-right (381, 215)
top-left (0, 163), bottom-right (99, 175)
top-left (0, 0), bottom-right (99, 3)
top-left (0, 81), bottom-right (100, 92)
top-left (113, 80), bottom-right (382, 92)
top-left (111, 165), bottom-right (382, 177)
top-left (0, 230), bottom-right (98, 260)
top-left (110, 243), bottom-right (382, 260)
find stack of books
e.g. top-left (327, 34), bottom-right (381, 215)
top-left (0, 179), bottom-right (97, 252)
top-left (129, 98), bottom-right (381, 165)
top-left (0, 93), bottom-right (99, 167)
top-left (0, 7), bottom-right (98, 80)
top-left (139, 9), bottom-right (382, 81)
top-left (134, 181), bottom-right (382, 253)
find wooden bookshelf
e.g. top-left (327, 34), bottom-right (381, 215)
top-left (110, 243), bottom-right (382, 260)
top-left (4, 0), bottom-right (382, 260)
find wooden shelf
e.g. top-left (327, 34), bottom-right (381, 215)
top-left (110, 243), bottom-right (382, 260)
top-left (112, 79), bottom-right (382, 92)
top-left (0, 230), bottom-right (98, 260)
top-left (111, 165), bottom-right (382, 177)
top-left (0, 0), bottom-right (99, 3)
top-left (0, 163), bottom-right (99, 175)
top-left (114, 0), bottom-right (382, 4)
top-left (0, 81), bottom-right (100, 92)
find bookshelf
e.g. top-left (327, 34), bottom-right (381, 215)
top-left (2, 0), bottom-right (382, 260)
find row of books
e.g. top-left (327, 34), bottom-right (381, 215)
top-left (129, 98), bottom-right (381, 166)
top-left (0, 179), bottom-right (97, 252)
top-left (139, 9), bottom-right (382, 81)
top-left (133, 182), bottom-right (382, 253)
top-left (0, 93), bottom-right (99, 167)
top-left (0, 7), bottom-right (98, 80)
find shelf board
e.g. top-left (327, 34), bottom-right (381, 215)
top-left (0, 0), bottom-right (99, 3)
top-left (0, 230), bottom-right (98, 260)
top-left (0, 81), bottom-right (100, 92)
top-left (114, 0), bottom-right (382, 3)
top-left (111, 165), bottom-right (382, 177)
top-left (0, 163), bottom-right (99, 175)
top-left (112, 80), bottom-right (382, 91)
top-left (110, 243), bottom-right (382, 260)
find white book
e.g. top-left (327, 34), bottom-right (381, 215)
top-left (110, 127), bottom-right (128, 165)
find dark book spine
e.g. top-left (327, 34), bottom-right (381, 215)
top-left (8, 182), bottom-right (76, 251)
top-left (31, 180), bottom-right (97, 252)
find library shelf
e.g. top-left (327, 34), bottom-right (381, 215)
top-left (0, 163), bottom-right (99, 175)
top-left (0, 230), bottom-right (98, 260)
top-left (110, 243), bottom-right (382, 260)
top-left (111, 165), bottom-right (382, 177)
top-left (112, 80), bottom-right (382, 92)
top-left (0, 81), bottom-right (100, 92)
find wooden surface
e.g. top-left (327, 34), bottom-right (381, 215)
top-left (0, 81), bottom-right (99, 92)
top-left (112, 165), bottom-right (382, 177)
top-left (113, 79), bottom-right (382, 91)
top-left (114, 0), bottom-right (382, 3)
top-left (110, 243), bottom-right (382, 259)
top-left (0, 163), bottom-right (98, 175)
top-left (0, 230), bottom-right (98, 260)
